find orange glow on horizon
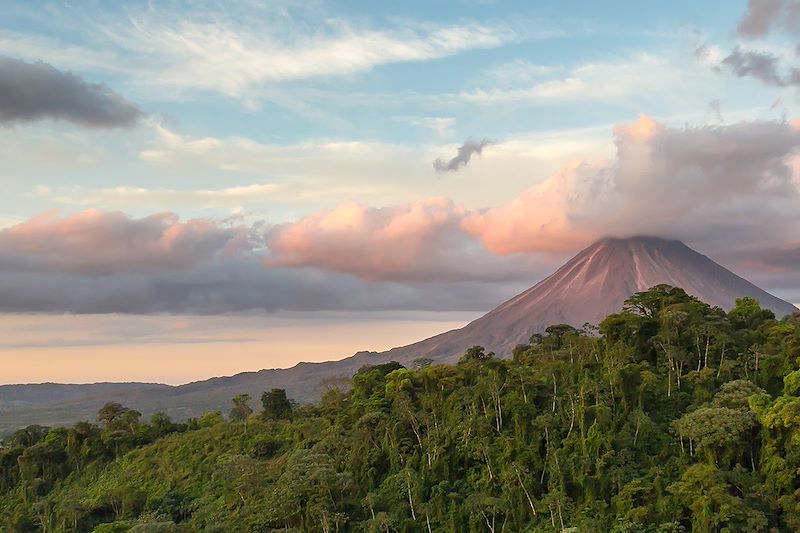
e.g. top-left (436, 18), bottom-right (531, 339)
top-left (0, 312), bottom-right (475, 385)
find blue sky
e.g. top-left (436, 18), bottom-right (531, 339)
top-left (1, 0), bottom-right (799, 382)
top-left (2, 0), bottom-right (796, 224)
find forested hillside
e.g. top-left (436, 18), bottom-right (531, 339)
top-left (2, 285), bottom-right (800, 532)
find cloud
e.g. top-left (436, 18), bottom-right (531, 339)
top-left (464, 115), bottom-right (800, 255)
top-left (263, 116), bottom-right (800, 293)
top-left (264, 198), bottom-right (548, 282)
top-left (134, 22), bottom-right (513, 98)
top-left (736, 0), bottom-right (800, 38)
top-left (0, 55), bottom-right (142, 127)
top-left (140, 122), bottom-right (414, 178)
top-left (722, 46), bottom-right (800, 87)
top-left (481, 59), bottom-right (558, 85)
top-left (1, 117), bottom-right (798, 313)
top-left (710, 0), bottom-right (800, 88)
top-left (28, 182), bottom-right (281, 209)
top-left (3, 4), bottom-right (522, 102)
top-left (459, 53), bottom-right (704, 106)
top-left (0, 208), bottom-right (533, 314)
top-left (403, 116), bottom-right (456, 137)
top-left (0, 210), bottom-right (250, 275)
top-left (708, 99), bottom-right (724, 123)
top-left (143, 21), bottom-right (515, 97)
top-left (433, 139), bottom-right (491, 173)
top-left (0, 264), bottom-right (521, 315)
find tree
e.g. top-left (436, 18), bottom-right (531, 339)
top-left (261, 388), bottom-right (292, 420)
top-left (729, 297), bottom-right (775, 329)
top-left (149, 413), bottom-right (179, 439)
top-left (229, 394), bottom-right (253, 422)
top-left (623, 285), bottom-right (697, 319)
top-left (412, 358), bottom-right (434, 370)
top-left (229, 394), bottom-right (253, 433)
top-left (668, 464), bottom-right (767, 531)
top-left (97, 402), bottom-right (140, 432)
top-left (673, 407), bottom-right (756, 465)
top-left (459, 345), bottom-right (495, 364)
top-left (5, 290), bottom-right (800, 531)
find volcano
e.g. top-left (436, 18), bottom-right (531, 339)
top-left (1, 236), bottom-right (796, 431)
top-left (378, 236), bottom-right (797, 365)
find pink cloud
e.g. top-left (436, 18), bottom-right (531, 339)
top-left (0, 209), bottom-right (248, 274)
top-left (265, 197), bottom-right (551, 282)
top-left (0, 116), bottom-right (798, 313)
top-left (265, 115), bottom-right (800, 286)
top-left (465, 115), bottom-right (800, 254)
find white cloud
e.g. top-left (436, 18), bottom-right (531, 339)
top-left (480, 58), bottom-right (559, 85)
top-left (133, 122), bottom-right (615, 212)
top-left (402, 116), bottom-right (457, 137)
top-left (460, 52), bottom-right (714, 106)
top-left (121, 21), bottom-right (516, 97)
top-left (28, 183), bottom-right (282, 209)
top-left (2, 4), bottom-right (522, 101)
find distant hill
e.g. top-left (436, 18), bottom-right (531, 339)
top-left (1, 236), bottom-right (796, 434)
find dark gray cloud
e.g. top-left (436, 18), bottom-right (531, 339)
top-left (736, 0), bottom-right (800, 38)
top-left (722, 46), bottom-right (800, 87)
top-left (0, 55), bottom-right (142, 128)
top-left (0, 262), bottom-right (524, 315)
top-left (433, 138), bottom-right (491, 173)
top-left (713, 0), bottom-right (800, 88)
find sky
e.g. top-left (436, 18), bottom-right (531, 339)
top-left (1, 0), bottom-right (799, 384)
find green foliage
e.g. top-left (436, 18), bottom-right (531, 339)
top-left (261, 388), bottom-right (293, 421)
top-left (2, 285), bottom-right (800, 532)
top-left (229, 394), bottom-right (253, 423)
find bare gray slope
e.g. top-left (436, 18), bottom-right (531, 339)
top-left (1, 236), bottom-right (795, 433)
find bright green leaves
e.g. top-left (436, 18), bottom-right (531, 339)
top-left (674, 407), bottom-right (755, 462)
top-left (384, 368), bottom-right (417, 396)
top-left (668, 464), bottom-right (768, 532)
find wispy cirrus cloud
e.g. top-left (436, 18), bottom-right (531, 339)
top-left (116, 20), bottom-right (518, 98)
top-left (459, 53), bottom-right (712, 106)
top-left (401, 116), bottom-right (457, 138)
top-left (1, 3), bottom-right (527, 102)
top-left (29, 183), bottom-right (281, 209)
top-left (130, 122), bottom-right (613, 212)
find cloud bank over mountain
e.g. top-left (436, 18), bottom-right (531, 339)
top-left (0, 116), bottom-right (797, 313)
